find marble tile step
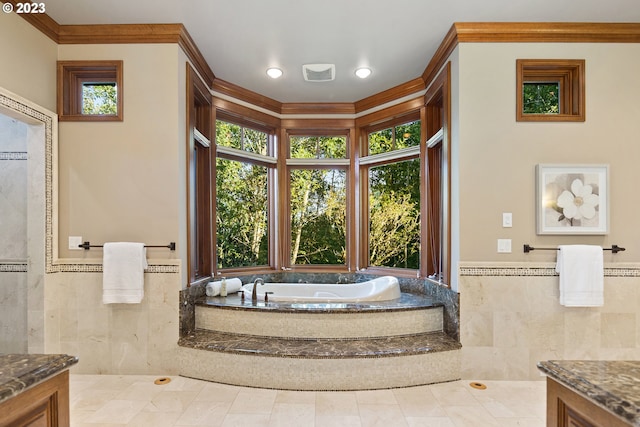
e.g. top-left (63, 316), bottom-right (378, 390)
top-left (178, 329), bottom-right (461, 359)
top-left (178, 331), bottom-right (461, 390)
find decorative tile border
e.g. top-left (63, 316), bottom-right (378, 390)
top-left (54, 263), bottom-right (179, 274)
top-left (0, 91), bottom-right (55, 274)
top-left (0, 151), bottom-right (27, 160)
top-left (0, 262), bottom-right (28, 273)
top-left (459, 264), bottom-right (640, 277)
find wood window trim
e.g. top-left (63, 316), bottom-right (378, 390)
top-left (516, 59), bottom-right (585, 122)
top-left (423, 61), bottom-right (451, 287)
top-left (57, 60), bottom-right (123, 121)
top-left (282, 130), bottom-right (353, 271)
top-left (214, 111), bottom-right (278, 275)
top-left (358, 101), bottom-right (423, 276)
top-left (186, 64), bottom-right (214, 286)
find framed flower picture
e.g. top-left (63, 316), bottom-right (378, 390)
top-left (536, 164), bottom-right (609, 235)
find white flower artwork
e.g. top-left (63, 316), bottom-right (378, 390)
top-left (536, 164), bottom-right (609, 235)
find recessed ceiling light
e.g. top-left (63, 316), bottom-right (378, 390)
top-left (355, 67), bottom-right (372, 79)
top-left (266, 68), bottom-right (283, 79)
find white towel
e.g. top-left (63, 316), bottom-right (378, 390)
top-left (206, 278), bottom-right (242, 296)
top-left (556, 245), bottom-right (604, 307)
top-left (102, 242), bottom-right (147, 304)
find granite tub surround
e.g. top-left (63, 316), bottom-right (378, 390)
top-left (180, 272), bottom-right (460, 340)
top-left (0, 353), bottom-right (78, 403)
top-left (538, 360), bottom-right (640, 426)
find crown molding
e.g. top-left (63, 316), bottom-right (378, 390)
top-left (281, 103), bottom-right (356, 115)
top-left (12, 12), bottom-right (640, 115)
top-left (212, 78), bottom-right (282, 114)
top-left (453, 22), bottom-right (640, 43)
top-left (354, 78), bottom-right (425, 114)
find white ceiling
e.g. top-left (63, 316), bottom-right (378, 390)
top-left (44, 0), bottom-right (640, 103)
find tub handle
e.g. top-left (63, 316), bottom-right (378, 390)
top-left (264, 291), bottom-right (274, 302)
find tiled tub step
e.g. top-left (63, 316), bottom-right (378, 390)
top-left (178, 329), bottom-right (461, 391)
top-left (195, 293), bottom-right (444, 338)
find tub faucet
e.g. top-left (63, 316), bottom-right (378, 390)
top-left (252, 278), bottom-right (264, 304)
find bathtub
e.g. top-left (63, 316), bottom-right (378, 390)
top-left (240, 276), bottom-right (401, 302)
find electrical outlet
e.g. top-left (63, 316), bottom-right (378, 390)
top-left (497, 239), bottom-right (512, 253)
top-left (68, 236), bottom-right (83, 250)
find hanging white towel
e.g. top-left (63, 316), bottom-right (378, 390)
top-left (103, 242), bottom-right (147, 304)
top-left (556, 245), bottom-right (604, 307)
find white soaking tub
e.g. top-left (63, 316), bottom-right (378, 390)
top-left (240, 276), bottom-right (401, 302)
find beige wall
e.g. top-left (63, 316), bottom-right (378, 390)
top-left (456, 42), bottom-right (640, 380)
top-left (56, 44), bottom-right (183, 262)
top-left (457, 43), bottom-right (640, 262)
top-left (0, 12), bottom-right (57, 111)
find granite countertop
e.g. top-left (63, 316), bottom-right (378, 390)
top-left (538, 360), bottom-right (640, 426)
top-left (0, 354), bottom-right (78, 404)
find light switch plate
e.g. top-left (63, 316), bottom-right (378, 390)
top-left (68, 236), bottom-right (83, 250)
top-left (502, 212), bottom-right (513, 227)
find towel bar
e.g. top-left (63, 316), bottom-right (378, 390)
top-left (523, 244), bottom-right (625, 254)
top-left (79, 241), bottom-right (176, 251)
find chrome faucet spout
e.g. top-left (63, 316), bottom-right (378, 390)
top-left (252, 278), bottom-right (264, 304)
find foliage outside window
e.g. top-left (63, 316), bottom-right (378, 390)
top-left (216, 120), bottom-right (273, 269)
top-left (57, 60), bottom-right (123, 121)
top-left (290, 168), bottom-right (346, 265)
top-left (522, 82), bottom-right (559, 114)
top-left (82, 83), bottom-right (118, 115)
top-left (516, 59), bottom-right (585, 122)
top-left (290, 136), bottom-right (346, 159)
top-left (364, 119), bottom-right (421, 270)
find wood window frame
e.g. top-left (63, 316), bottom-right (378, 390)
top-left (516, 59), bottom-right (585, 122)
top-left (57, 60), bottom-right (123, 121)
top-left (281, 124), bottom-right (354, 272)
top-left (357, 104), bottom-right (423, 278)
top-left (213, 101), bottom-right (279, 276)
top-left (186, 64), bottom-right (214, 286)
top-left (423, 62), bottom-right (451, 286)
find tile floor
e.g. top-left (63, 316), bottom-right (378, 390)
top-left (69, 375), bottom-right (546, 426)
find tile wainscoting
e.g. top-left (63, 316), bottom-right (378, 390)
top-left (43, 265), bottom-right (181, 375)
top-left (459, 262), bottom-right (640, 381)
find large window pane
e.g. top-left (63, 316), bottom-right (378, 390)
top-left (216, 120), bottom-right (268, 155)
top-left (216, 158), bottom-right (268, 268)
top-left (368, 158), bottom-right (420, 269)
top-left (290, 169), bottom-right (346, 265)
top-left (368, 120), bottom-right (420, 155)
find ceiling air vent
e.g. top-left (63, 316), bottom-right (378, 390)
top-left (302, 64), bottom-right (335, 82)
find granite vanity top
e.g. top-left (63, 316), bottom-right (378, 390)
top-left (538, 360), bottom-right (640, 426)
top-left (0, 354), bottom-right (78, 404)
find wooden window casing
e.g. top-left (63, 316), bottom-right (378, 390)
top-left (57, 60), bottom-right (123, 121)
top-left (186, 65), bottom-right (214, 286)
top-left (516, 59), bottom-right (585, 122)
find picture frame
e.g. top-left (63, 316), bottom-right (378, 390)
top-left (536, 164), bottom-right (609, 235)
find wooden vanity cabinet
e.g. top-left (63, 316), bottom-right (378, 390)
top-left (547, 377), bottom-right (630, 427)
top-left (0, 370), bottom-right (70, 427)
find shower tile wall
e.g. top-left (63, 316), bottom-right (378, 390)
top-left (0, 113), bottom-right (28, 352)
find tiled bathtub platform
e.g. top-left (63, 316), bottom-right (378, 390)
top-left (178, 294), bottom-right (461, 390)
